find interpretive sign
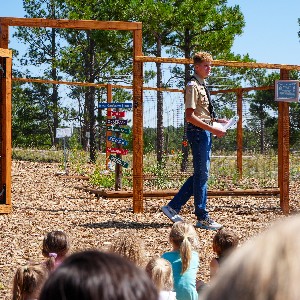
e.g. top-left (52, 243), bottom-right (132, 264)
top-left (56, 127), bottom-right (72, 138)
top-left (275, 80), bottom-right (299, 102)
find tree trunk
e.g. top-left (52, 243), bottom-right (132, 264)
top-left (50, 2), bottom-right (59, 147)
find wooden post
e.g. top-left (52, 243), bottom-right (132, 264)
top-left (106, 84), bottom-right (112, 170)
top-left (0, 46), bottom-right (12, 212)
top-left (132, 28), bottom-right (143, 213)
top-left (114, 107), bottom-right (122, 190)
top-left (236, 89), bottom-right (243, 179)
top-left (0, 21), bottom-right (12, 213)
top-left (278, 69), bottom-right (290, 215)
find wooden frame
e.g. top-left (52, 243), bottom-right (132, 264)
top-left (135, 56), bottom-right (300, 215)
top-left (1, 17), bottom-right (300, 215)
top-left (0, 17), bottom-right (143, 213)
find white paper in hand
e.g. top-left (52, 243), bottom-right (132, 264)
top-left (223, 115), bottom-right (239, 130)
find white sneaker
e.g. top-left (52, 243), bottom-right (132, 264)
top-left (195, 217), bottom-right (222, 231)
top-left (161, 206), bottom-right (184, 223)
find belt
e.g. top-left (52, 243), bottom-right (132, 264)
top-left (200, 119), bottom-right (213, 125)
top-left (187, 123), bottom-right (203, 130)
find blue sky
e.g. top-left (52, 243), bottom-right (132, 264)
top-left (1, 0), bottom-right (299, 65)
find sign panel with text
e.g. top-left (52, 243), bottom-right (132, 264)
top-left (275, 80), bottom-right (299, 102)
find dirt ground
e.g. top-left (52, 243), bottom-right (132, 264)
top-left (0, 160), bottom-right (299, 299)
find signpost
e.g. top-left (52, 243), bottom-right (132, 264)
top-left (99, 101), bottom-right (131, 186)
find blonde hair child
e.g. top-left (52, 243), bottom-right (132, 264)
top-left (162, 221), bottom-right (199, 300)
top-left (146, 257), bottom-right (176, 300)
top-left (109, 232), bottom-right (145, 267)
top-left (42, 230), bottom-right (70, 272)
top-left (12, 263), bottom-right (47, 300)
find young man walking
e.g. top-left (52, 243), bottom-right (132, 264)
top-left (162, 51), bottom-right (227, 230)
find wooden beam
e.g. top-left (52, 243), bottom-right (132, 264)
top-left (0, 17), bottom-right (142, 31)
top-left (0, 205), bottom-right (12, 213)
top-left (12, 77), bottom-right (184, 93)
top-left (75, 186), bottom-right (280, 198)
top-left (0, 48), bottom-right (12, 58)
top-left (135, 56), bottom-right (300, 71)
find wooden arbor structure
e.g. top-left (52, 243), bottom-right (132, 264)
top-left (0, 17), bottom-right (299, 215)
top-left (133, 57), bottom-right (300, 215)
top-left (0, 17), bottom-right (143, 213)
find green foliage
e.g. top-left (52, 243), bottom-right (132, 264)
top-left (90, 168), bottom-right (115, 188)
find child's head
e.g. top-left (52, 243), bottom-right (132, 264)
top-left (39, 250), bottom-right (158, 300)
top-left (12, 263), bottom-right (47, 300)
top-left (212, 228), bottom-right (239, 258)
top-left (169, 221), bottom-right (199, 274)
top-left (146, 257), bottom-right (173, 292)
top-left (109, 232), bottom-right (145, 266)
top-left (202, 216), bottom-right (300, 300)
top-left (42, 230), bottom-right (70, 272)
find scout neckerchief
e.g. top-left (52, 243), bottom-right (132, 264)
top-left (190, 75), bottom-right (217, 121)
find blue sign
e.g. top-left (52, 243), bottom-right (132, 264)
top-left (107, 135), bottom-right (128, 146)
top-left (99, 102), bottom-right (133, 108)
top-left (275, 80), bottom-right (299, 102)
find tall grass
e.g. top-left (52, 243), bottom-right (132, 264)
top-left (12, 148), bottom-right (300, 190)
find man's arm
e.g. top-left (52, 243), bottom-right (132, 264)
top-left (185, 108), bottom-right (226, 138)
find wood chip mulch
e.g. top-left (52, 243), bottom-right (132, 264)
top-left (0, 160), bottom-right (299, 299)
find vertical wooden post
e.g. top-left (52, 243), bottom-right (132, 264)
top-left (0, 23), bottom-right (12, 212)
top-left (278, 69), bottom-right (290, 215)
top-left (132, 28), bottom-right (143, 213)
top-left (106, 84), bottom-right (112, 170)
top-left (236, 89), bottom-right (243, 179)
top-left (114, 107), bottom-right (122, 190)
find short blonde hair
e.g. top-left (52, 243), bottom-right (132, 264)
top-left (109, 232), bottom-right (145, 267)
top-left (146, 257), bottom-right (173, 292)
top-left (203, 216), bottom-right (300, 300)
top-left (193, 51), bottom-right (213, 64)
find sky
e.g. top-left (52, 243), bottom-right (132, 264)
top-left (1, 0), bottom-right (299, 66)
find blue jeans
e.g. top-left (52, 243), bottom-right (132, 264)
top-left (168, 124), bottom-right (212, 220)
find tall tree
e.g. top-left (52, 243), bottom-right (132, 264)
top-left (59, 0), bottom-right (133, 161)
top-left (126, 0), bottom-right (175, 164)
top-left (13, 0), bottom-right (68, 146)
top-left (165, 0), bottom-right (245, 170)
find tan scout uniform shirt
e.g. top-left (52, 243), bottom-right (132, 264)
top-left (185, 73), bottom-right (211, 122)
